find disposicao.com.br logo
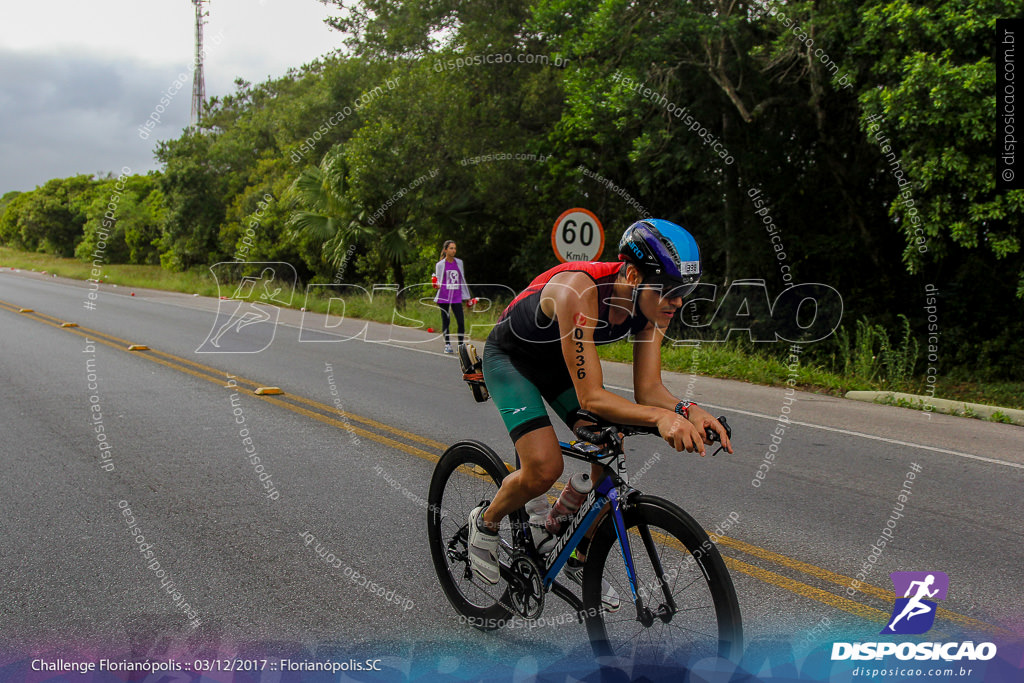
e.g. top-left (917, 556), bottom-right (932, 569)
top-left (832, 571), bottom-right (997, 662)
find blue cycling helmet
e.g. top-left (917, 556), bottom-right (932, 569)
top-left (618, 219), bottom-right (701, 296)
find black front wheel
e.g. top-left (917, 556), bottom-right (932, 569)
top-left (427, 440), bottom-right (515, 630)
top-left (582, 496), bottom-right (743, 665)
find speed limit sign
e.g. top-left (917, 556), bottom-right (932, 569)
top-left (551, 208), bottom-right (604, 262)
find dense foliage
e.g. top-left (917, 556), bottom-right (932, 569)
top-left (2, 0), bottom-right (1021, 379)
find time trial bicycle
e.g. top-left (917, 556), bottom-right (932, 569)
top-left (426, 409), bottom-right (743, 665)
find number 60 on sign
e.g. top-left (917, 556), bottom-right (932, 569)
top-left (552, 208), bottom-right (604, 262)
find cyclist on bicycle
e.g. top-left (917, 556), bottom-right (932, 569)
top-left (469, 219), bottom-right (734, 589)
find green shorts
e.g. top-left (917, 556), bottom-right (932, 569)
top-left (482, 342), bottom-right (580, 443)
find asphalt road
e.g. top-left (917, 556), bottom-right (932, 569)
top-left (1, 269), bottom-right (1022, 681)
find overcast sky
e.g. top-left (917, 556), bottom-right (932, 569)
top-left (0, 0), bottom-right (345, 194)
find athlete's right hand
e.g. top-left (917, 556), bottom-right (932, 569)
top-left (656, 411), bottom-right (707, 456)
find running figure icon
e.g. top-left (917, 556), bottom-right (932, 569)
top-left (229, 267), bottom-right (287, 304)
top-left (196, 262), bottom-right (297, 354)
top-left (886, 575), bottom-right (938, 631)
top-left (209, 268), bottom-right (285, 348)
top-left (882, 571), bottom-right (949, 635)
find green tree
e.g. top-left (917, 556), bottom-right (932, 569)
top-left (286, 148), bottom-right (366, 274)
top-left (852, 0), bottom-right (1023, 285)
top-left (75, 179), bottom-right (131, 264)
top-left (155, 131), bottom-right (232, 269)
top-left (0, 191), bottom-right (29, 249)
top-left (13, 176), bottom-right (98, 256)
top-left (126, 187), bottom-right (168, 265)
top-left (846, 0), bottom-right (1024, 376)
top-left (0, 190), bottom-right (20, 216)
top-left (323, 0), bottom-right (573, 285)
top-left (75, 174), bottom-right (165, 265)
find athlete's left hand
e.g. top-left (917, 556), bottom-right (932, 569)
top-left (688, 404), bottom-right (733, 454)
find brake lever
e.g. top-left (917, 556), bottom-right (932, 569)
top-left (602, 426), bottom-right (623, 455)
top-left (704, 416), bottom-right (731, 456)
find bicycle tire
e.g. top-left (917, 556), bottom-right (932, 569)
top-left (582, 495), bottom-right (743, 664)
top-left (426, 440), bottom-right (515, 630)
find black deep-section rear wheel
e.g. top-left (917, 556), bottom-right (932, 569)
top-left (427, 440), bottom-right (515, 630)
top-left (582, 495), bottom-right (743, 665)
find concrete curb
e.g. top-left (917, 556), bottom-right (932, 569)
top-left (844, 391), bottom-right (1024, 426)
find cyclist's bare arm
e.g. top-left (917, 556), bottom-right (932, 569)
top-left (633, 324), bottom-right (733, 453)
top-left (541, 272), bottom-right (701, 453)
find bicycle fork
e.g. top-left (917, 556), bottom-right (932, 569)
top-left (606, 485), bottom-right (679, 626)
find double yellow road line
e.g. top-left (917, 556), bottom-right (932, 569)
top-left (1, 298), bottom-right (444, 460)
top-left (1, 297), bottom-right (1012, 640)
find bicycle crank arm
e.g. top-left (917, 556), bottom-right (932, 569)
top-left (497, 562), bottom-right (523, 587)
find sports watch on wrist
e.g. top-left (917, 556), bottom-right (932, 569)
top-left (674, 400), bottom-right (694, 418)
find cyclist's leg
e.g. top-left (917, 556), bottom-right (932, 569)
top-left (482, 426), bottom-right (563, 529)
top-left (467, 427), bottom-right (559, 585)
top-left (479, 344), bottom-right (564, 529)
top-left (466, 345), bottom-right (561, 583)
top-left (548, 388), bottom-right (620, 609)
top-left (550, 390), bottom-right (604, 486)
top-left (551, 389), bottom-right (613, 576)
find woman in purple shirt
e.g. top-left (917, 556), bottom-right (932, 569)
top-left (432, 240), bottom-right (474, 353)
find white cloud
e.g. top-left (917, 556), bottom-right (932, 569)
top-left (0, 0), bottom-right (345, 191)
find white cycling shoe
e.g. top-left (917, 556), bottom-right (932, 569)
top-left (468, 505), bottom-right (500, 585)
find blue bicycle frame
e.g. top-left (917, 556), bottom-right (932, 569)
top-left (531, 440), bottom-right (642, 608)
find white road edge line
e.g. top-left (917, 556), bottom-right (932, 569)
top-left (29, 279), bottom-right (1018, 468)
top-left (604, 384), bottom-right (1024, 471)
